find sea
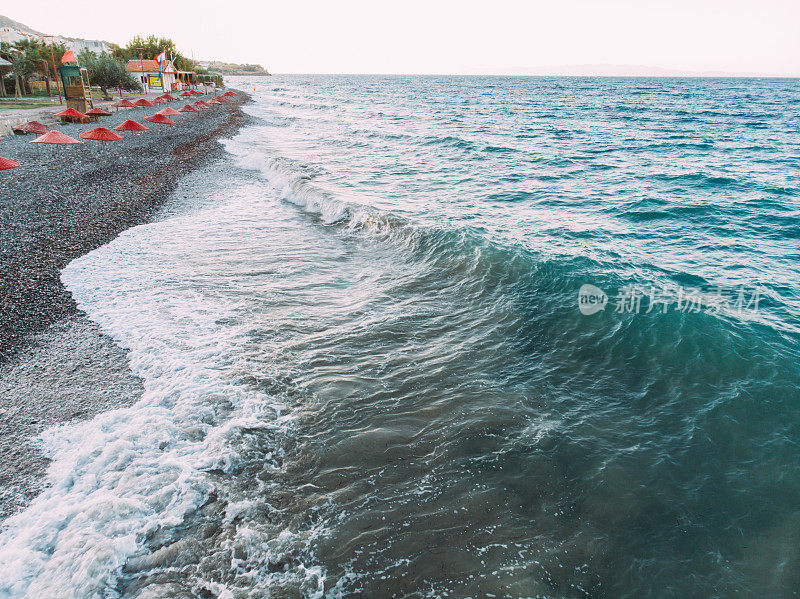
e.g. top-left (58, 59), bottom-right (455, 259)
top-left (1, 76), bottom-right (799, 598)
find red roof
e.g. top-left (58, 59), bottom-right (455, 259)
top-left (13, 121), bottom-right (48, 135)
top-left (55, 108), bottom-right (86, 119)
top-left (144, 114), bottom-right (175, 125)
top-left (114, 120), bottom-right (148, 132)
top-left (0, 157), bottom-right (21, 170)
top-left (30, 131), bottom-right (83, 145)
top-left (126, 59), bottom-right (159, 73)
top-left (80, 127), bottom-right (123, 141)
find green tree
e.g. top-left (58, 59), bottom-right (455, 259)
top-left (9, 40), bottom-right (40, 95)
top-left (78, 49), bottom-right (142, 97)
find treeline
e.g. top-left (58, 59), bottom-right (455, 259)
top-left (0, 38), bottom-right (69, 96)
top-left (1, 34), bottom-right (221, 98)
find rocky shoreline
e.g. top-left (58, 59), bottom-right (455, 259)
top-left (0, 90), bottom-right (253, 518)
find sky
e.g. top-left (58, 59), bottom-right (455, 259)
top-left (6, 0), bottom-right (800, 75)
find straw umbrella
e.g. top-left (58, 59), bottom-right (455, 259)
top-left (80, 126), bottom-right (123, 156)
top-left (30, 131), bottom-right (83, 145)
top-left (55, 108), bottom-right (87, 123)
top-left (144, 114), bottom-right (176, 125)
top-left (79, 127), bottom-right (122, 140)
top-left (0, 157), bottom-right (21, 170)
top-left (30, 130), bottom-right (83, 158)
top-left (13, 121), bottom-right (49, 135)
top-left (85, 107), bottom-right (112, 122)
top-left (114, 120), bottom-right (149, 132)
top-left (112, 99), bottom-right (136, 112)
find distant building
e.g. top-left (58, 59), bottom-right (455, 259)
top-left (71, 38), bottom-right (110, 54)
top-left (126, 59), bottom-right (179, 92)
top-left (0, 26), bottom-right (110, 54)
top-left (0, 26), bottom-right (36, 45)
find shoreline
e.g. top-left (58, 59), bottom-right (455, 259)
top-left (0, 90), bottom-right (253, 519)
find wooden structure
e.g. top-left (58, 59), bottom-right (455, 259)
top-left (175, 70), bottom-right (196, 90)
top-left (58, 65), bottom-right (94, 112)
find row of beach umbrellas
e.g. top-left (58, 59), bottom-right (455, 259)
top-left (1, 91), bottom-right (238, 169)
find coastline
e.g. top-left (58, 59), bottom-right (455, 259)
top-left (0, 91), bottom-right (252, 519)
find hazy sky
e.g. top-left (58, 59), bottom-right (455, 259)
top-left (8, 0), bottom-right (800, 75)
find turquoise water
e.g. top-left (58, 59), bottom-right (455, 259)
top-left (2, 76), bottom-right (799, 598)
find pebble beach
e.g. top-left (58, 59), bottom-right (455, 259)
top-left (0, 90), bottom-right (251, 518)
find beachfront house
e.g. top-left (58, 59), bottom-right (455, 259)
top-left (126, 59), bottom-right (178, 93)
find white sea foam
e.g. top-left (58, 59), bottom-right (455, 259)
top-left (0, 174), bottom-right (322, 597)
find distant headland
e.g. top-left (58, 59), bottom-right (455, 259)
top-left (199, 61), bottom-right (271, 76)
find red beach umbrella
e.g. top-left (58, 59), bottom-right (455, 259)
top-left (153, 97), bottom-right (167, 104)
top-left (0, 157), bottom-right (21, 170)
top-left (178, 104), bottom-right (198, 113)
top-left (144, 114), bottom-right (176, 125)
top-left (114, 119), bottom-right (149, 131)
top-left (55, 108), bottom-right (87, 121)
top-left (223, 91), bottom-right (236, 96)
top-left (13, 121), bottom-right (49, 135)
top-left (30, 131), bottom-right (83, 145)
top-left (193, 100), bottom-right (212, 108)
top-left (160, 93), bottom-right (176, 101)
top-left (134, 98), bottom-right (155, 107)
top-left (191, 90), bottom-right (203, 96)
top-left (112, 99), bottom-right (136, 108)
top-left (218, 96), bottom-right (230, 103)
top-left (157, 107), bottom-right (182, 116)
top-left (85, 107), bottom-right (113, 117)
top-left (80, 127), bottom-right (123, 141)
top-left (180, 91), bottom-right (194, 97)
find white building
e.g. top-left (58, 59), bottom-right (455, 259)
top-left (126, 59), bottom-right (179, 92)
top-left (0, 26), bottom-right (36, 45)
top-left (0, 26), bottom-right (110, 55)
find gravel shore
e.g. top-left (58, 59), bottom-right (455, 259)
top-left (0, 91), bottom-right (252, 518)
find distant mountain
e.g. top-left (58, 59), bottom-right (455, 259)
top-left (202, 61), bottom-right (271, 76)
top-left (0, 14), bottom-right (44, 36)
